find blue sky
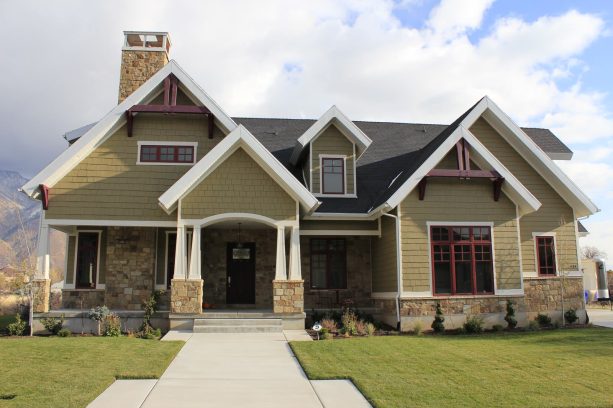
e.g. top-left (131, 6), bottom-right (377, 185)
top-left (0, 0), bottom-right (611, 258)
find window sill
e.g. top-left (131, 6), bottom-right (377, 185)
top-left (62, 288), bottom-right (105, 292)
top-left (308, 288), bottom-right (349, 292)
top-left (404, 293), bottom-right (523, 300)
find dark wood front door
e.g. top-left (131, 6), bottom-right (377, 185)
top-left (226, 242), bottom-right (256, 304)
top-left (76, 232), bottom-right (99, 289)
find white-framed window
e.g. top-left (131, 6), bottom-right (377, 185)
top-left (73, 230), bottom-right (103, 290)
top-left (532, 232), bottom-right (558, 276)
top-left (136, 141), bottom-right (198, 165)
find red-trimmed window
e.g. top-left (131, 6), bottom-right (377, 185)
top-left (310, 238), bottom-right (347, 289)
top-left (431, 226), bottom-right (494, 295)
top-left (139, 145), bottom-right (195, 164)
top-left (536, 236), bottom-right (556, 276)
top-left (321, 157), bottom-right (345, 194)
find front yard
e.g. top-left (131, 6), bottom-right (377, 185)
top-left (291, 328), bottom-right (613, 407)
top-left (0, 336), bottom-right (183, 407)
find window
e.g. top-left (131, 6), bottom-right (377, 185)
top-left (137, 143), bottom-right (196, 164)
top-left (536, 236), bottom-right (556, 276)
top-left (75, 231), bottom-right (101, 289)
top-left (321, 157), bottom-right (345, 194)
top-left (310, 238), bottom-right (347, 289)
top-left (431, 226), bottom-right (494, 295)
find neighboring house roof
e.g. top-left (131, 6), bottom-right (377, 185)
top-left (159, 125), bottom-right (319, 214)
top-left (578, 221), bottom-right (589, 237)
top-left (20, 60), bottom-right (238, 198)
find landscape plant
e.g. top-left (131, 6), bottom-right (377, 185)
top-left (57, 328), bottom-right (71, 337)
top-left (40, 314), bottom-right (65, 335)
top-left (103, 313), bottom-right (121, 337)
top-left (365, 322), bottom-right (376, 336)
top-left (139, 290), bottom-right (164, 339)
top-left (7, 313), bottom-right (26, 336)
top-left (504, 300), bottom-right (517, 329)
top-left (412, 320), bottom-right (424, 336)
top-left (431, 302), bottom-right (445, 333)
top-left (564, 309), bottom-right (578, 324)
top-left (536, 313), bottom-right (552, 328)
top-left (321, 318), bottom-right (337, 333)
top-left (463, 316), bottom-right (484, 334)
top-left (341, 309), bottom-right (358, 336)
top-left (88, 306), bottom-right (110, 336)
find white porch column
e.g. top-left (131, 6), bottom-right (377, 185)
top-left (288, 226), bottom-right (302, 280)
top-left (275, 226), bottom-right (287, 280)
top-left (35, 223), bottom-right (50, 279)
top-left (173, 225), bottom-right (187, 279)
top-left (188, 225), bottom-right (202, 280)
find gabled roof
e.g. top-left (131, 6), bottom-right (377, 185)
top-left (368, 96), bottom-right (598, 218)
top-left (20, 60), bottom-right (237, 198)
top-left (289, 105), bottom-right (372, 165)
top-left (159, 124), bottom-right (319, 214)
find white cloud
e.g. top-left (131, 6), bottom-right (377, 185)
top-left (427, 0), bottom-right (494, 40)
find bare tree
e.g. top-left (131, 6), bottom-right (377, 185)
top-left (582, 246), bottom-right (607, 260)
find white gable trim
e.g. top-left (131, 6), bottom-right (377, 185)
top-left (21, 60), bottom-right (237, 198)
top-left (289, 105), bottom-right (372, 165)
top-left (159, 125), bottom-right (320, 214)
top-left (382, 125), bottom-right (541, 216)
top-left (473, 97), bottom-right (598, 217)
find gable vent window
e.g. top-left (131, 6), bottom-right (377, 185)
top-left (321, 157), bottom-right (345, 194)
top-left (137, 142), bottom-right (197, 165)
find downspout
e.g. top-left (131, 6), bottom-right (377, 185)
top-left (382, 212), bottom-right (402, 330)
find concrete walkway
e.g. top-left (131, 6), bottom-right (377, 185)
top-left (588, 308), bottom-right (613, 328)
top-left (88, 331), bottom-right (371, 407)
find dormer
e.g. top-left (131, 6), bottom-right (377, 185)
top-left (290, 106), bottom-right (371, 197)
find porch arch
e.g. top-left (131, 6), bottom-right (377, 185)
top-left (193, 212), bottom-right (280, 229)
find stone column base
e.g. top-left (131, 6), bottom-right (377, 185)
top-left (273, 280), bottom-right (304, 314)
top-left (170, 279), bottom-right (203, 314)
top-left (32, 279), bottom-right (51, 313)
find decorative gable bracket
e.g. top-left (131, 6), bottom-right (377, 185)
top-left (418, 139), bottom-right (506, 202)
top-left (126, 74), bottom-right (215, 138)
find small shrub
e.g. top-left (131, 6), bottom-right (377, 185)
top-left (7, 314), bottom-right (26, 336)
top-left (365, 322), bottom-right (376, 336)
top-left (57, 328), bottom-right (71, 337)
top-left (140, 290), bottom-right (163, 334)
top-left (41, 314), bottom-right (65, 335)
top-left (355, 320), bottom-right (367, 336)
top-left (463, 316), bottom-right (484, 334)
top-left (321, 318), bottom-right (337, 333)
top-left (552, 320), bottom-right (560, 329)
top-left (88, 306), bottom-right (110, 335)
top-left (321, 330), bottom-right (333, 340)
top-left (103, 313), bottom-right (121, 337)
top-left (138, 326), bottom-right (162, 340)
top-left (412, 320), bottom-right (424, 336)
top-left (341, 310), bottom-right (358, 336)
top-left (564, 309), bottom-right (578, 324)
top-left (492, 324), bottom-right (504, 332)
top-left (536, 313), bottom-right (552, 328)
top-left (527, 320), bottom-right (540, 331)
top-left (504, 300), bottom-right (517, 329)
top-left (431, 302), bottom-right (445, 333)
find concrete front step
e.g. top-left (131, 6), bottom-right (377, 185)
top-left (193, 325), bottom-right (283, 333)
top-left (194, 318), bottom-right (283, 327)
top-left (199, 312), bottom-right (279, 319)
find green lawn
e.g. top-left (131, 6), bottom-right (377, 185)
top-left (291, 328), bottom-right (613, 408)
top-left (0, 336), bottom-right (183, 408)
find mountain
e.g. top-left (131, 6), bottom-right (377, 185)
top-left (0, 170), bottom-right (64, 284)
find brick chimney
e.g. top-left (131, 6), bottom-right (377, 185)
top-left (118, 31), bottom-right (171, 103)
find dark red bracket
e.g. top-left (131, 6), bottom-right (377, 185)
top-left (418, 139), bottom-right (505, 202)
top-left (126, 74), bottom-right (215, 138)
top-left (39, 184), bottom-right (49, 210)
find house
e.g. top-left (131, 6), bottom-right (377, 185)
top-left (21, 31), bottom-right (598, 332)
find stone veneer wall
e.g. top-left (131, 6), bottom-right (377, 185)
top-left (273, 280), bottom-right (304, 313)
top-left (61, 290), bottom-right (105, 309)
top-left (118, 50), bottom-right (168, 103)
top-left (171, 279), bottom-right (203, 314)
top-left (202, 228), bottom-right (276, 308)
top-left (301, 236), bottom-right (372, 309)
top-left (373, 277), bottom-right (584, 331)
top-left (104, 227), bottom-right (157, 310)
top-left (608, 271), bottom-right (613, 298)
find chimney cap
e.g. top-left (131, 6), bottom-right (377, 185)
top-left (122, 31), bottom-right (171, 55)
